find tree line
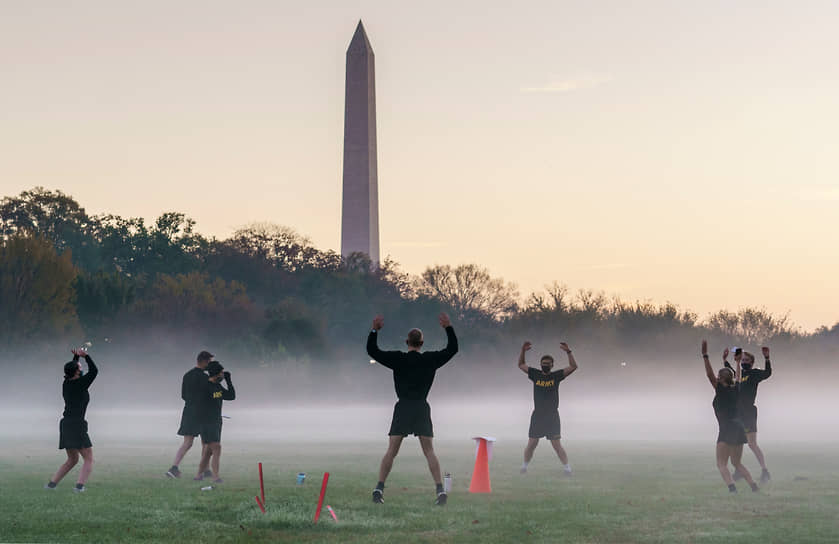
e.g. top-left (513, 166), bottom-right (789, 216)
top-left (2, 187), bottom-right (836, 370)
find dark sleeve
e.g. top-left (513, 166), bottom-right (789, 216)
top-left (181, 374), bottom-right (189, 402)
top-left (366, 331), bottom-right (401, 369)
top-left (222, 377), bottom-right (235, 400)
top-left (79, 355), bottom-right (98, 388)
top-left (762, 360), bottom-right (772, 380)
top-left (429, 326), bottom-right (459, 369)
top-left (526, 367), bottom-right (538, 382)
top-left (555, 369), bottom-right (566, 382)
top-left (723, 361), bottom-right (733, 371)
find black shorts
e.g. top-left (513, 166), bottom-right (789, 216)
top-left (389, 400), bottom-right (433, 437)
top-left (717, 419), bottom-right (747, 445)
top-left (177, 407), bottom-right (202, 437)
top-left (59, 418), bottom-right (92, 450)
top-left (199, 421), bottom-right (222, 444)
top-left (740, 405), bottom-right (758, 434)
top-left (529, 410), bottom-right (561, 440)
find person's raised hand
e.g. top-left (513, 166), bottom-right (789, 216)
top-left (372, 315), bottom-right (384, 331)
top-left (438, 312), bottom-right (451, 328)
top-left (223, 371), bottom-right (231, 380)
top-left (762, 346), bottom-right (770, 359)
top-left (559, 342), bottom-right (571, 353)
top-left (522, 341), bottom-right (532, 352)
top-left (723, 347), bottom-right (729, 360)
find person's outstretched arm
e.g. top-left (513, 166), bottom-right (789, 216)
top-left (221, 371), bottom-right (236, 400)
top-left (518, 342), bottom-right (531, 374)
top-left (559, 343), bottom-right (577, 377)
top-left (761, 346), bottom-right (772, 379)
top-left (73, 349), bottom-right (98, 388)
top-left (366, 315), bottom-right (400, 369)
top-left (431, 313), bottom-right (458, 368)
top-left (702, 340), bottom-right (717, 388)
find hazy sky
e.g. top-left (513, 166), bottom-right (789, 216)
top-left (2, 1), bottom-right (837, 330)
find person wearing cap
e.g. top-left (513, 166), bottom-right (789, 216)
top-left (702, 340), bottom-right (759, 493)
top-left (44, 348), bottom-right (98, 493)
top-left (166, 350), bottom-right (213, 479)
top-left (723, 346), bottom-right (773, 484)
top-left (194, 360), bottom-right (235, 483)
top-left (367, 312), bottom-right (458, 506)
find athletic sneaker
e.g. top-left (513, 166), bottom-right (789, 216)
top-left (372, 489), bottom-right (384, 504)
top-left (73, 485), bottom-right (86, 493)
top-left (213, 478), bottom-right (223, 484)
top-left (166, 467), bottom-right (181, 479)
top-left (760, 469), bottom-right (771, 484)
top-left (435, 491), bottom-right (448, 506)
top-left (732, 468), bottom-right (744, 481)
top-left (750, 482), bottom-right (759, 492)
top-left (563, 469), bottom-right (573, 477)
top-left (520, 466), bottom-right (527, 474)
top-left (203, 470), bottom-right (213, 479)
top-left (193, 475), bottom-right (204, 481)
top-left (44, 483), bottom-right (57, 490)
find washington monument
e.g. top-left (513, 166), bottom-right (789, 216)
top-left (341, 20), bottom-right (380, 263)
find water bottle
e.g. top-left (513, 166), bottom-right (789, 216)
top-left (444, 472), bottom-right (452, 493)
top-left (296, 472), bottom-right (306, 485)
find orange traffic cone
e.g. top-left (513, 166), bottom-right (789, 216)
top-left (469, 438), bottom-right (492, 493)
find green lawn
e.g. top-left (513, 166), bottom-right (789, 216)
top-left (2, 440), bottom-right (837, 543)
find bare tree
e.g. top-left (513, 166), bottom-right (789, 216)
top-left (418, 263), bottom-right (519, 323)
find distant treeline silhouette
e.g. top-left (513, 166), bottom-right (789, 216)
top-left (1, 187), bottom-right (837, 369)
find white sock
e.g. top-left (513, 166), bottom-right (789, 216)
top-left (563, 464), bottom-right (572, 472)
top-left (521, 461), bottom-right (529, 469)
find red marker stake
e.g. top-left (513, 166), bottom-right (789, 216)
top-left (327, 505), bottom-right (338, 522)
top-left (313, 472), bottom-right (330, 523)
top-left (258, 462), bottom-right (265, 504)
top-left (255, 495), bottom-right (266, 514)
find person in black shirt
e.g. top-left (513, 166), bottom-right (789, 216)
top-left (518, 340), bottom-right (578, 476)
top-left (195, 360), bottom-right (235, 483)
top-left (702, 340), bottom-right (758, 493)
top-left (45, 348), bottom-right (98, 493)
top-left (166, 350), bottom-right (213, 479)
top-left (724, 346), bottom-right (773, 483)
top-left (367, 312), bottom-right (458, 506)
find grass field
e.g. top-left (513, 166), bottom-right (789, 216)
top-left (1, 439), bottom-right (837, 543)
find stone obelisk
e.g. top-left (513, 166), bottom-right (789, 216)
top-left (341, 20), bottom-right (380, 264)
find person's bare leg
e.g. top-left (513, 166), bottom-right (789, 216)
top-left (377, 435), bottom-right (404, 483)
top-left (77, 447), bottom-right (94, 485)
top-left (50, 450), bottom-right (79, 484)
top-left (521, 438), bottom-right (539, 473)
top-left (716, 443), bottom-right (734, 486)
top-left (746, 433), bottom-right (767, 469)
top-left (550, 439), bottom-right (569, 464)
top-left (419, 436), bottom-right (442, 484)
top-left (731, 444), bottom-right (757, 489)
top-left (172, 435), bottom-right (194, 467)
top-left (196, 443), bottom-right (211, 477)
top-left (210, 443), bottom-right (221, 479)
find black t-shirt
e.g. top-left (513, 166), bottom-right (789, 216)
top-left (197, 378), bottom-right (235, 424)
top-left (528, 367), bottom-right (565, 413)
top-left (713, 382), bottom-right (739, 424)
top-left (62, 355), bottom-right (98, 420)
top-left (738, 364), bottom-right (771, 408)
top-left (181, 367), bottom-right (208, 417)
top-left (367, 326), bottom-right (458, 401)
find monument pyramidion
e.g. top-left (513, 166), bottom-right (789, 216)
top-left (340, 20), bottom-right (380, 264)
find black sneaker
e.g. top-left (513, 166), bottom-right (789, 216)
top-left (372, 489), bottom-right (384, 504)
top-left (732, 468), bottom-right (744, 481)
top-left (73, 485), bottom-right (86, 494)
top-left (203, 470), bottom-right (213, 479)
top-left (760, 469), bottom-right (771, 484)
top-left (750, 482), bottom-right (759, 492)
top-left (435, 491), bottom-right (448, 506)
top-left (166, 467), bottom-right (181, 479)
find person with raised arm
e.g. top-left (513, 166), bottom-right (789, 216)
top-left (702, 340), bottom-right (758, 493)
top-left (194, 360), bottom-right (235, 484)
top-left (45, 348), bottom-right (98, 493)
top-left (367, 312), bottom-right (458, 506)
top-left (518, 341), bottom-right (577, 476)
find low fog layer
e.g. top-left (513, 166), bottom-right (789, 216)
top-left (2, 348), bottom-right (836, 445)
